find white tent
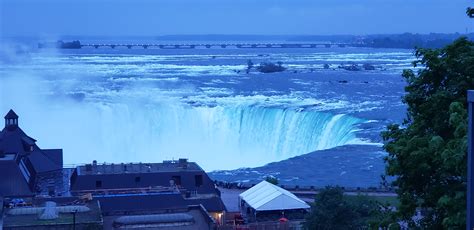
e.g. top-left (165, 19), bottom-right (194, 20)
top-left (239, 181), bottom-right (310, 212)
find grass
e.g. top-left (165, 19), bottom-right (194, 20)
top-left (344, 194), bottom-right (400, 207)
top-left (3, 201), bottom-right (103, 227)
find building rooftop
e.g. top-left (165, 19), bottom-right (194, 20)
top-left (0, 109), bottom-right (63, 174)
top-left (76, 159), bottom-right (203, 176)
top-left (0, 123), bottom-right (37, 157)
top-left (71, 158), bottom-right (218, 195)
top-left (4, 110), bottom-right (18, 119)
top-left (0, 109), bottom-right (64, 197)
top-left (2, 198), bottom-right (103, 228)
top-left (103, 205), bottom-right (216, 230)
top-left (0, 154), bottom-right (15, 161)
top-left (97, 192), bottom-right (226, 215)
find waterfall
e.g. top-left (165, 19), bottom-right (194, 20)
top-left (23, 102), bottom-right (363, 170)
top-left (61, 103), bottom-right (361, 170)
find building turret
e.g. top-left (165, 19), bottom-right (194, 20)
top-left (0, 109), bottom-right (64, 197)
top-left (4, 109), bottom-right (19, 130)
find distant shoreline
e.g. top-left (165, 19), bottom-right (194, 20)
top-left (32, 33), bottom-right (474, 50)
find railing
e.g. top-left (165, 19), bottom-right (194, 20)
top-left (214, 180), bottom-right (395, 194)
top-left (218, 221), bottom-right (304, 230)
top-left (77, 43), bottom-right (351, 49)
top-left (71, 186), bottom-right (179, 197)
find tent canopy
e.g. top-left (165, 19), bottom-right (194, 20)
top-left (239, 181), bottom-right (310, 212)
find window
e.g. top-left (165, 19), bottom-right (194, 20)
top-left (195, 175), bottom-right (203, 187)
top-left (96, 180), bottom-right (102, 188)
top-left (48, 187), bottom-right (55, 196)
top-left (171, 176), bottom-right (181, 186)
top-left (19, 159), bottom-right (31, 182)
top-left (135, 176), bottom-right (141, 183)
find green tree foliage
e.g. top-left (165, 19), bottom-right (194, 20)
top-left (304, 186), bottom-right (396, 230)
top-left (264, 176), bottom-right (278, 185)
top-left (382, 38), bottom-right (474, 228)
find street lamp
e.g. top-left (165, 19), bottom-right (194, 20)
top-left (467, 90), bottom-right (474, 230)
top-left (70, 209), bottom-right (78, 230)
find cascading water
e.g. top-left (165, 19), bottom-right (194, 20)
top-left (0, 43), bottom-right (411, 187)
top-left (65, 102), bottom-right (363, 170)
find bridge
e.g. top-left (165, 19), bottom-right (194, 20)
top-left (79, 43), bottom-right (352, 49)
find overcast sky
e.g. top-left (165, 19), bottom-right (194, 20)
top-left (1, 0), bottom-right (473, 37)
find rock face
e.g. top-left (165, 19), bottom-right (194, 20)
top-left (256, 62), bottom-right (286, 73)
top-left (57, 40), bottom-right (81, 49)
top-left (338, 63), bottom-right (377, 71)
top-left (339, 63), bottom-right (361, 71)
top-left (363, 63), bottom-right (376, 70)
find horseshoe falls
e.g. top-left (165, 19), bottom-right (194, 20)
top-left (57, 103), bottom-right (359, 170)
top-left (0, 43), bottom-right (409, 177)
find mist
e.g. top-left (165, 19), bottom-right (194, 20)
top-left (0, 44), bottom-right (367, 170)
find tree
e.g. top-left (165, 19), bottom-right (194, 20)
top-left (264, 176), bottom-right (278, 185)
top-left (304, 186), bottom-right (395, 230)
top-left (304, 186), bottom-right (357, 230)
top-left (382, 38), bottom-right (474, 228)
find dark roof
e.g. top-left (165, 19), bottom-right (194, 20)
top-left (71, 159), bottom-right (217, 194)
top-left (187, 196), bottom-right (227, 212)
top-left (104, 205), bottom-right (216, 230)
top-left (21, 136), bottom-right (35, 146)
top-left (0, 126), bottom-right (36, 156)
top-left (76, 160), bottom-right (203, 176)
top-left (0, 110), bottom-right (63, 197)
top-left (0, 122), bottom-right (62, 174)
top-left (27, 150), bottom-right (63, 174)
top-left (4, 110), bottom-right (18, 119)
top-left (71, 168), bottom-right (217, 194)
top-left (97, 193), bottom-right (225, 214)
top-left (0, 160), bottom-right (33, 197)
top-left (113, 213), bottom-right (194, 225)
top-left (42, 149), bottom-right (63, 167)
top-left (98, 193), bottom-right (189, 214)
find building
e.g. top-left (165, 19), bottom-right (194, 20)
top-left (2, 197), bottom-right (103, 230)
top-left (0, 110), bottom-right (63, 197)
top-left (0, 109), bottom-right (225, 229)
top-left (70, 159), bottom-right (226, 225)
top-left (239, 180), bottom-right (310, 222)
top-left (101, 197), bottom-right (218, 230)
top-left (70, 159), bottom-right (216, 195)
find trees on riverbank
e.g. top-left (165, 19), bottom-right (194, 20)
top-left (382, 38), bottom-right (473, 229)
top-left (304, 186), bottom-right (397, 229)
top-left (305, 37), bottom-right (474, 229)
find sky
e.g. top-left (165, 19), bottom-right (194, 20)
top-left (1, 0), bottom-right (473, 37)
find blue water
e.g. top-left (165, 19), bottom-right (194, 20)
top-left (0, 41), bottom-right (411, 181)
